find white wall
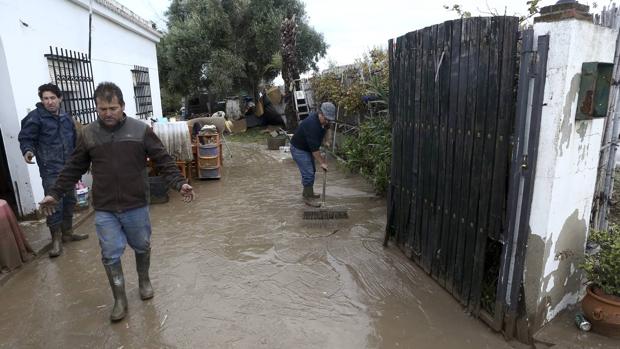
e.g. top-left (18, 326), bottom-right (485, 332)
top-left (88, 1), bottom-right (162, 118)
top-left (0, 0), bottom-right (162, 215)
top-left (525, 19), bottom-right (617, 328)
top-left (0, 36), bottom-right (37, 214)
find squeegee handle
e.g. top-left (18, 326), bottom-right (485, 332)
top-left (322, 168), bottom-right (327, 206)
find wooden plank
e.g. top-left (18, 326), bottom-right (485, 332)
top-left (401, 32), bottom-right (415, 257)
top-left (462, 17), bottom-right (491, 307)
top-left (402, 32), bottom-right (415, 251)
top-left (440, 20), bottom-right (453, 282)
top-left (400, 33), bottom-right (411, 249)
top-left (429, 22), bottom-right (447, 279)
top-left (431, 21), bottom-right (452, 282)
top-left (406, 31), bottom-right (419, 254)
top-left (468, 16), bottom-right (502, 312)
top-left (447, 17), bottom-right (470, 298)
top-left (401, 33), bottom-right (409, 247)
top-left (420, 26), bottom-right (431, 270)
top-left (454, 17), bottom-right (480, 303)
top-left (397, 36), bottom-right (407, 247)
top-left (489, 17), bottom-right (518, 242)
top-left (386, 38), bottom-right (397, 244)
top-left (412, 28), bottom-right (425, 263)
top-left (391, 35), bottom-right (401, 246)
top-left (424, 25), bottom-right (438, 272)
top-left (438, 19), bottom-right (459, 288)
top-left (417, 26), bottom-right (431, 272)
top-left (424, 24), bottom-right (440, 274)
top-left (446, 18), bottom-right (468, 294)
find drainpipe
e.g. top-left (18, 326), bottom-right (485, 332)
top-left (88, 0), bottom-right (93, 60)
top-left (597, 19), bottom-right (620, 231)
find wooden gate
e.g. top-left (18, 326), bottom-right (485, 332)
top-left (386, 17), bottom-right (520, 312)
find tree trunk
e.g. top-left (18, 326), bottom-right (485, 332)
top-left (281, 15), bottom-right (298, 131)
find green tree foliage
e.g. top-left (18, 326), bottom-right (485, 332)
top-left (158, 0), bottom-right (327, 102)
top-left (157, 1), bottom-right (211, 97)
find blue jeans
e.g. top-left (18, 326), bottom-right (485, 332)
top-left (42, 175), bottom-right (76, 228)
top-left (290, 145), bottom-right (316, 187)
top-left (95, 205), bottom-right (151, 265)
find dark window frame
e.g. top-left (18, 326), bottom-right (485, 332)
top-left (131, 65), bottom-right (153, 119)
top-left (44, 46), bottom-right (97, 124)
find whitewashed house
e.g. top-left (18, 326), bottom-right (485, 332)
top-left (0, 0), bottom-right (164, 217)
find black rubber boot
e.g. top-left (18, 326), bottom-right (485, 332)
top-left (48, 225), bottom-right (63, 258)
top-left (104, 262), bottom-right (128, 322)
top-left (302, 186), bottom-right (320, 199)
top-left (135, 251), bottom-right (154, 300)
top-left (61, 219), bottom-right (89, 242)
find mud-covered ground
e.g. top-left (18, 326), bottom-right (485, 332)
top-left (0, 142), bottom-right (510, 348)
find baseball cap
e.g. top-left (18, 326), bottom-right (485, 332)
top-left (320, 102), bottom-right (336, 121)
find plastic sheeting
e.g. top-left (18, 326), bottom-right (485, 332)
top-left (153, 121), bottom-right (193, 161)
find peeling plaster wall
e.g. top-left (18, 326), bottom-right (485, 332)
top-left (525, 19), bottom-right (617, 330)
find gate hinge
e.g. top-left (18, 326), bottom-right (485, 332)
top-left (521, 154), bottom-right (529, 170)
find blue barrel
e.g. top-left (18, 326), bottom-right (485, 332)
top-left (199, 144), bottom-right (219, 157)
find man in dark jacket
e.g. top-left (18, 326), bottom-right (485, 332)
top-left (290, 102), bottom-right (336, 204)
top-left (18, 83), bottom-right (89, 258)
top-left (39, 82), bottom-right (195, 322)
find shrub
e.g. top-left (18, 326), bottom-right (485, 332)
top-left (582, 226), bottom-right (620, 297)
top-left (342, 115), bottom-right (392, 194)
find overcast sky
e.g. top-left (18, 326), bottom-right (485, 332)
top-left (119, 0), bottom-right (586, 70)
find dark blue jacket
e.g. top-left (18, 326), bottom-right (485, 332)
top-left (18, 103), bottom-right (76, 178)
top-left (290, 112), bottom-right (326, 152)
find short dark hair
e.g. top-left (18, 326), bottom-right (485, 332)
top-left (94, 82), bottom-right (125, 106)
top-left (38, 83), bottom-right (62, 99)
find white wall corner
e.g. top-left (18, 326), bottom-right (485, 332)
top-left (527, 17), bottom-right (618, 328)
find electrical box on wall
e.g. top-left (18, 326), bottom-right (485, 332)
top-left (575, 62), bottom-right (614, 120)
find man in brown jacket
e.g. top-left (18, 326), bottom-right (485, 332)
top-left (39, 82), bottom-right (194, 322)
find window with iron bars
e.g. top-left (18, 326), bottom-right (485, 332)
top-left (45, 46), bottom-right (97, 124)
top-left (131, 65), bottom-right (153, 119)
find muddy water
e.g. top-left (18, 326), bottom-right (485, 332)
top-left (0, 143), bottom-right (511, 348)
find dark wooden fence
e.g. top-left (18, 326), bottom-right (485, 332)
top-left (386, 16), bottom-right (519, 311)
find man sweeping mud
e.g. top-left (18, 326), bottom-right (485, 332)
top-left (290, 102), bottom-right (336, 205)
top-left (39, 82), bottom-right (194, 322)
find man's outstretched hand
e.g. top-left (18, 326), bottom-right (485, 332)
top-left (38, 195), bottom-right (58, 216)
top-left (180, 183), bottom-right (195, 203)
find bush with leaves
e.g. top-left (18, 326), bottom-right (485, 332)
top-left (582, 226), bottom-right (620, 297)
top-left (311, 47), bottom-right (388, 118)
top-left (342, 114), bottom-right (392, 194)
top-left (311, 71), bottom-right (366, 117)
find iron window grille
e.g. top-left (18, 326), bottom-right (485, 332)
top-left (131, 65), bottom-right (153, 119)
top-left (44, 46), bottom-right (97, 124)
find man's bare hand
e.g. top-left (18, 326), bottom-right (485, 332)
top-left (38, 195), bottom-right (58, 216)
top-left (320, 162), bottom-right (328, 172)
top-left (180, 183), bottom-right (195, 203)
top-left (24, 151), bottom-right (35, 164)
